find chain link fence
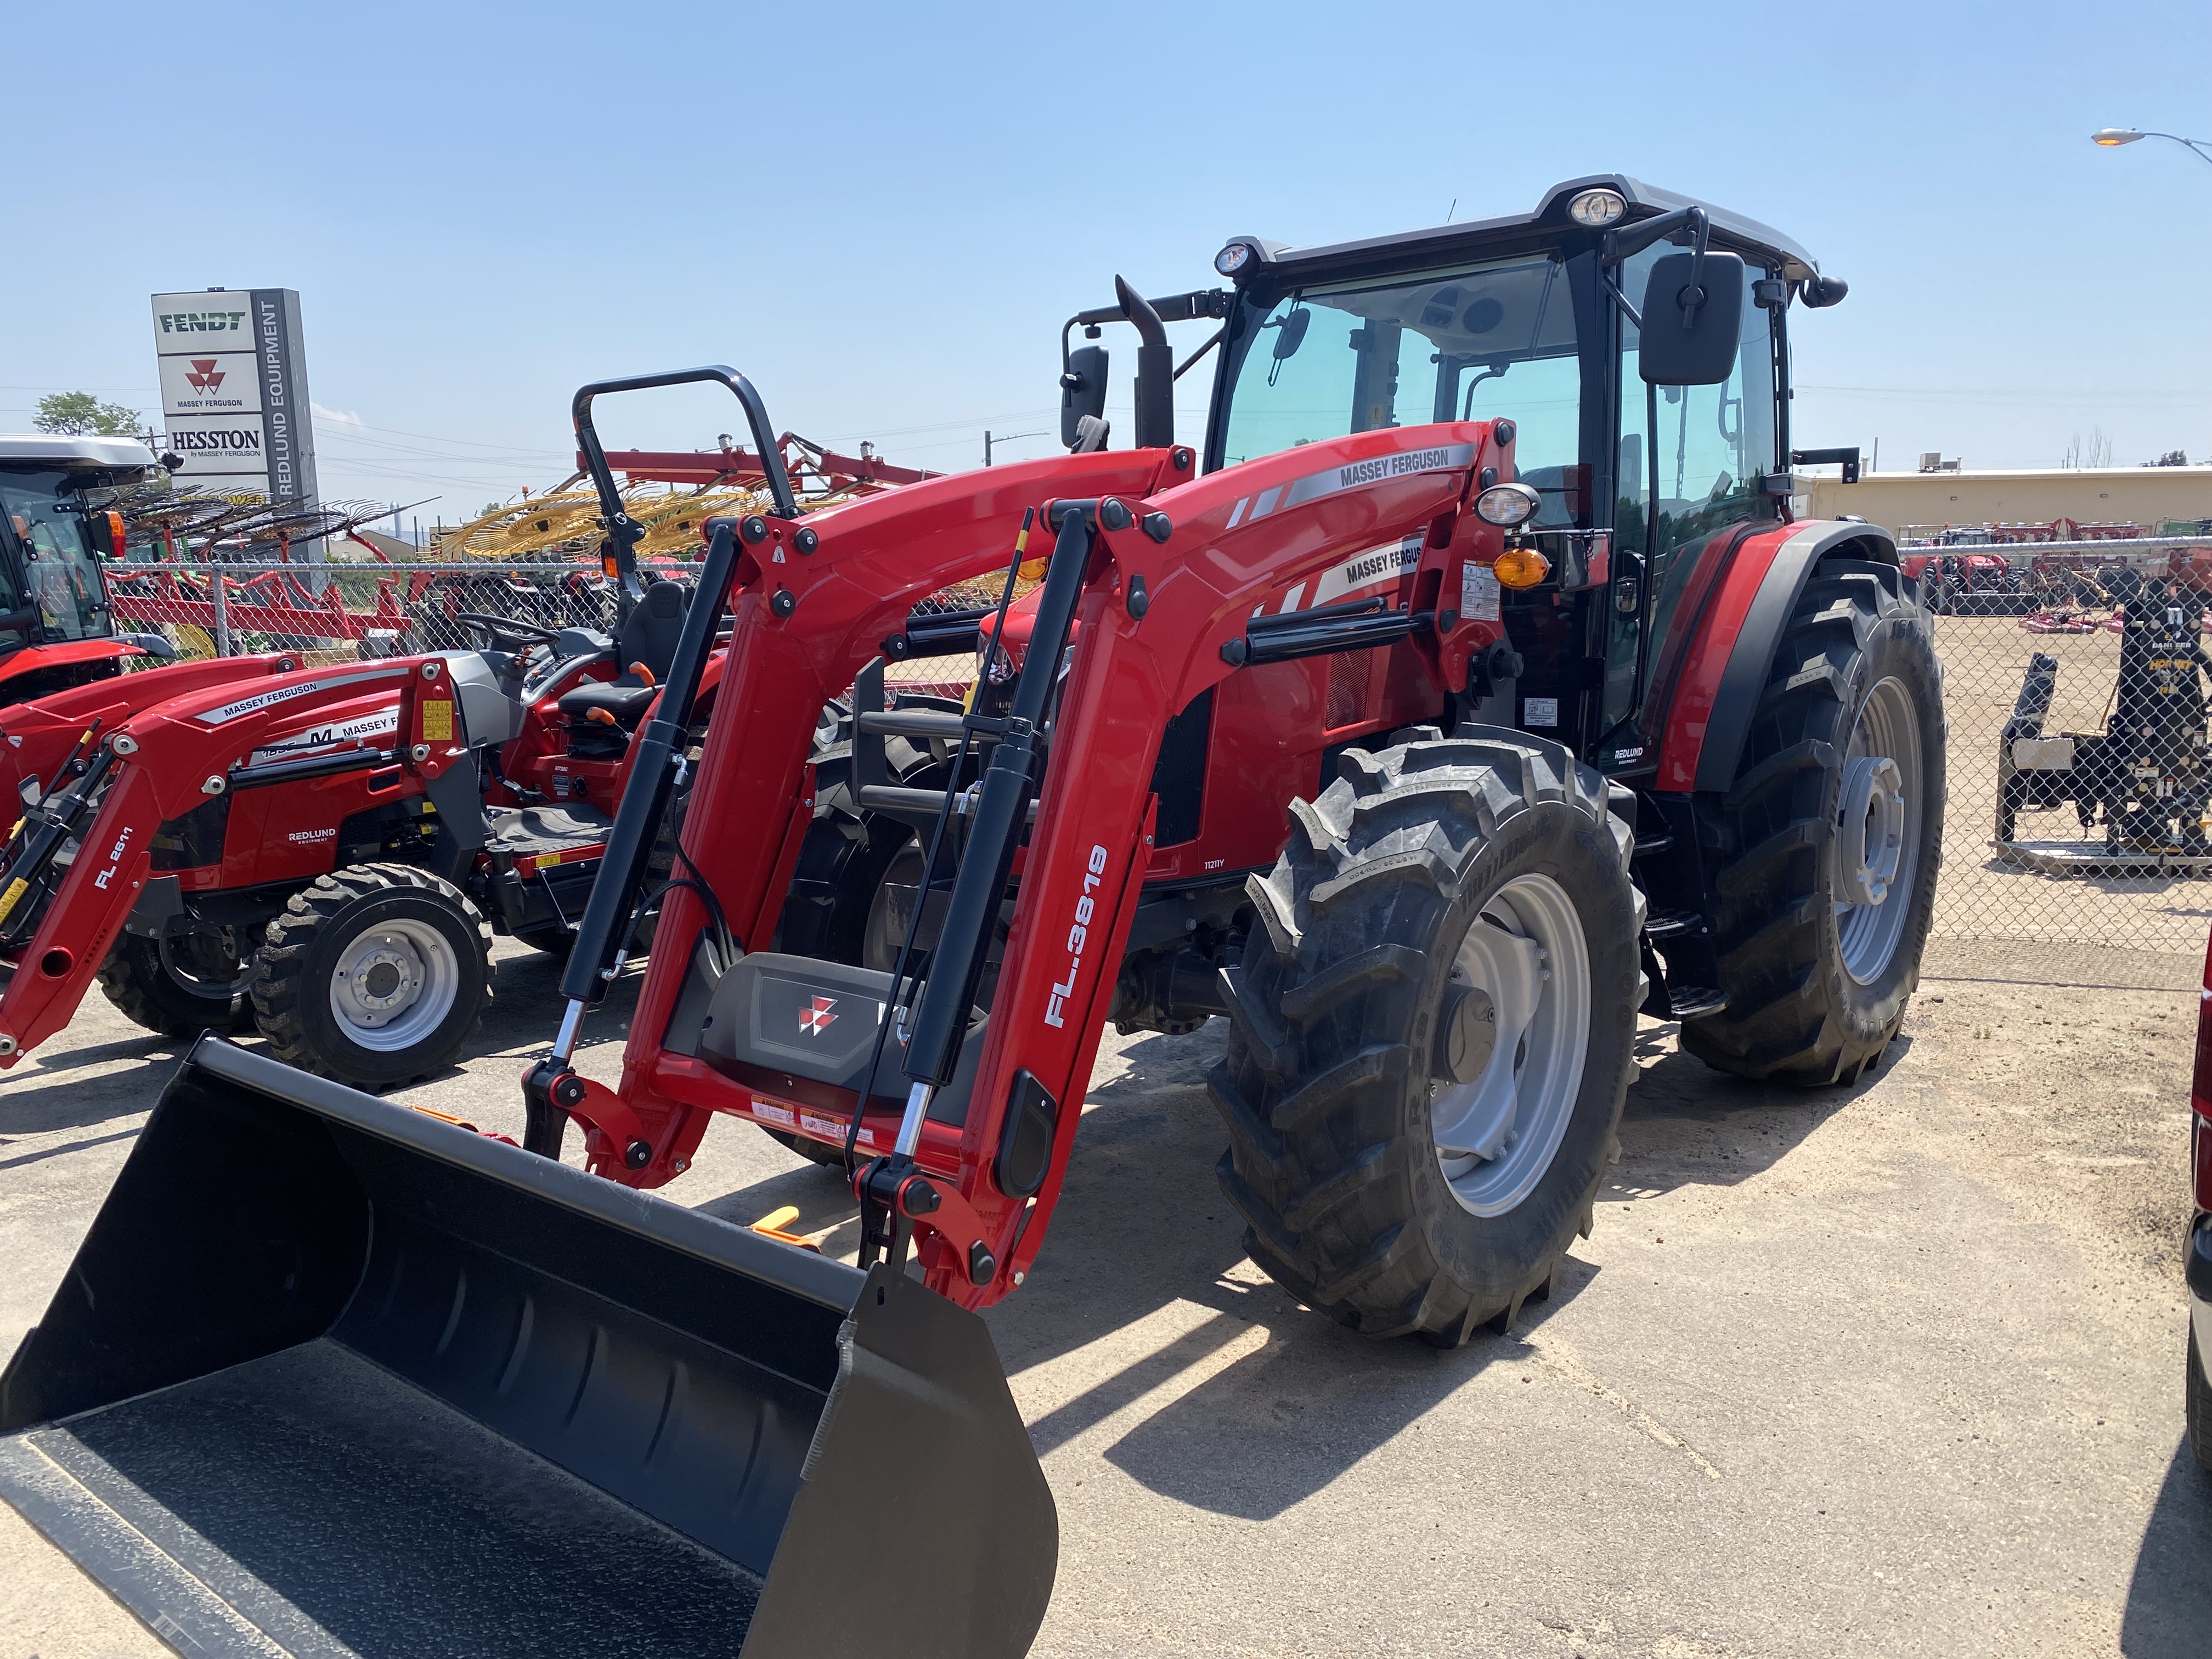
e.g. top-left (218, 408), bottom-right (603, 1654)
top-left (109, 543), bottom-right (2212, 964)
top-left (104, 557), bottom-right (996, 694)
top-left (1921, 537), bottom-right (2212, 960)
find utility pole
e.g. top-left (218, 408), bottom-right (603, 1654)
top-left (984, 429), bottom-right (1047, 466)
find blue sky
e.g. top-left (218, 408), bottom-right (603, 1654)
top-left (7, 0), bottom-right (2207, 520)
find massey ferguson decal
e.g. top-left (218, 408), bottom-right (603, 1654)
top-left (1045, 845), bottom-right (1111, 1030)
top-left (247, 710), bottom-right (399, 766)
top-left (1224, 441), bottom-right (1475, 529)
top-left (192, 667), bottom-right (394, 726)
top-left (800, 996), bottom-right (838, 1035)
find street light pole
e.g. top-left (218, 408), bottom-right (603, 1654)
top-left (2091, 128), bottom-right (2212, 167)
top-left (984, 429), bottom-right (1047, 466)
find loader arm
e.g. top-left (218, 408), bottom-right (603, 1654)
top-left (563, 422), bottom-right (1511, 1307)
top-left (0, 658), bottom-right (467, 1065)
top-left (0, 652), bottom-right (308, 805)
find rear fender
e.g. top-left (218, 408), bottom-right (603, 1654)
top-left (1653, 519), bottom-right (1898, 793)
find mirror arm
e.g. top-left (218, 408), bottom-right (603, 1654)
top-left (1173, 326), bottom-right (1225, 382)
top-left (1600, 271), bottom-right (1643, 330)
top-left (1602, 204), bottom-right (1709, 267)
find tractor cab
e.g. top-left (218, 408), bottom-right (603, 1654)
top-left (1066, 174), bottom-right (1853, 773)
top-left (0, 433), bottom-right (174, 702)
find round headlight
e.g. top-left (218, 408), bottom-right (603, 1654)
top-left (1492, 546), bottom-right (1552, 590)
top-left (1567, 188), bottom-right (1628, 228)
top-left (1214, 241), bottom-right (1254, 277)
top-left (1474, 481), bottom-right (1542, 528)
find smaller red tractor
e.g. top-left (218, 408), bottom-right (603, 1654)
top-left (0, 417), bottom-right (790, 1081)
top-left (0, 434), bottom-right (184, 704)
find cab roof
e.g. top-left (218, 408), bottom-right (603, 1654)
top-left (1229, 174), bottom-right (1825, 290)
top-left (0, 433), bottom-right (160, 470)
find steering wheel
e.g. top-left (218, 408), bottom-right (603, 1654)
top-left (455, 611), bottom-right (563, 652)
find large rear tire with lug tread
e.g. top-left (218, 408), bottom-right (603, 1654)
top-left (1212, 730), bottom-right (1642, 1347)
top-left (250, 863), bottom-right (493, 1088)
top-left (97, 929), bottom-right (256, 1037)
top-left (1683, 560), bottom-right (1945, 1086)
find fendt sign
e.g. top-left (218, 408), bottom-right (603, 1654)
top-left (150, 289), bottom-right (320, 520)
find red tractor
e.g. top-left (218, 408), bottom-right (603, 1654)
top-left (0, 427), bottom-right (769, 1081)
top-left (3, 179), bottom-right (1944, 1655)
top-left (0, 434), bottom-right (183, 702)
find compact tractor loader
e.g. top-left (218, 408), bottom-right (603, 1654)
top-left (3, 178), bottom-right (1942, 1658)
top-left (0, 453), bottom-right (734, 1081)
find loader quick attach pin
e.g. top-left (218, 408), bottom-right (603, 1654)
top-left (109, 733), bottom-right (138, 756)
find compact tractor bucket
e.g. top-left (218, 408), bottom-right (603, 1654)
top-left (0, 1040), bottom-right (1054, 1658)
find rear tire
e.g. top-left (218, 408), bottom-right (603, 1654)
top-left (1684, 560), bottom-right (1945, 1086)
top-left (251, 864), bottom-right (493, 1088)
top-left (97, 929), bottom-right (255, 1038)
top-left (1212, 731), bottom-right (1641, 1346)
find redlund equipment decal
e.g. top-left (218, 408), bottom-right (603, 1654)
top-left (1045, 845), bottom-right (1110, 1030)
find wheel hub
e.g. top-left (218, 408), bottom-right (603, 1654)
top-left (1837, 754), bottom-right (1905, 905)
top-left (1427, 873), bottom-right (1592, 1217)
top-left (1833, 675), bottom-right (1926, 985)
top-left (328, 917), bottom-right (461, 1051)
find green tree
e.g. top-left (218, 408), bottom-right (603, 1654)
top-left (34, 391), bottom-right (142, 437)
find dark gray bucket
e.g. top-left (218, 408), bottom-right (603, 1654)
top-left (0, 1039), bottom-right (1054, 1658)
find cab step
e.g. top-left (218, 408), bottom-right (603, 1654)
top-left (1642, 907), bottom-right (1707, 939)
top-left (1630, 833), bottom-right (1675, 857)
top-left (1666, 985), bottom-right (1729, 1020)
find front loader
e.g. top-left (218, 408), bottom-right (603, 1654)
top-left (4, 178), bottom-right (1943, 1658)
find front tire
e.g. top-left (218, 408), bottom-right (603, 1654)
top-left (97, 928), bottom-right (255, 1037)
top-left (1685, 560), bottom-right (1945, 1085)
top-left (1212, 732), bottom-right (1641, 1346)
top-left (251, 864), bottom-right (492, 1088)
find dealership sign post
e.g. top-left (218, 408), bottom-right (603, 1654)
top-left (150, 288), bottom-right (321, 554)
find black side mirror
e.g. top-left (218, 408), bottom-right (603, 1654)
top-left (1638, 250), bottom-right (1746, 387)
top-left (1270, 306), bottom-right (1311, 362)
top-left (1060, 345), bottom-right (1109, 448)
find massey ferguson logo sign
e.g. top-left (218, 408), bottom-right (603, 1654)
top-left (185, 359), bottom-right (225, 393)
top-left (800, 996), bottom-right (838, 1035)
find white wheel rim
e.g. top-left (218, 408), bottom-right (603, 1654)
top-left (328, 916), bottom-right (460, 1052)
top-left (1835, 675), bottom-right (1924, 985)
top-left (1429, 873), bottom-right (1592, 1217)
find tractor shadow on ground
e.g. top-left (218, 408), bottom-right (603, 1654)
top-left (695, 1020), bottom-right (1599, 1523)
top-left (1607, 1019), bottom-right (1907, 1205)
top-left (0, 1035), bottom-right (190, 1136)
top-left (2120, 1441), bottom-right (2212, 1657)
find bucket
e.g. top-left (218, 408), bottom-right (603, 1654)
top-left (0, 1039), bottom-right (1053, 1657)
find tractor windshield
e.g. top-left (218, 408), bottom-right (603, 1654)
top-left (1218, 253), bottom-right (1582, 527)
top-left (0, 469), bottom-right (111, 646)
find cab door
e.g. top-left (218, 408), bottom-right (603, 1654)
top-left (1598, 251), bottom-right (1785, 756)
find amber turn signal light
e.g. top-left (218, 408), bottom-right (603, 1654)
top-left (1492, 546), bottom-right (1551, 589)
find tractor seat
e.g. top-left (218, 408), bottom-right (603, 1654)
top-left (557, 679), bottom-right (659, 726)
top-left (555, 578), bottom-right (692, 731)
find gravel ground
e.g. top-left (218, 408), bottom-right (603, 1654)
top-left (2, 938), bottom-right (2208, 1658)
